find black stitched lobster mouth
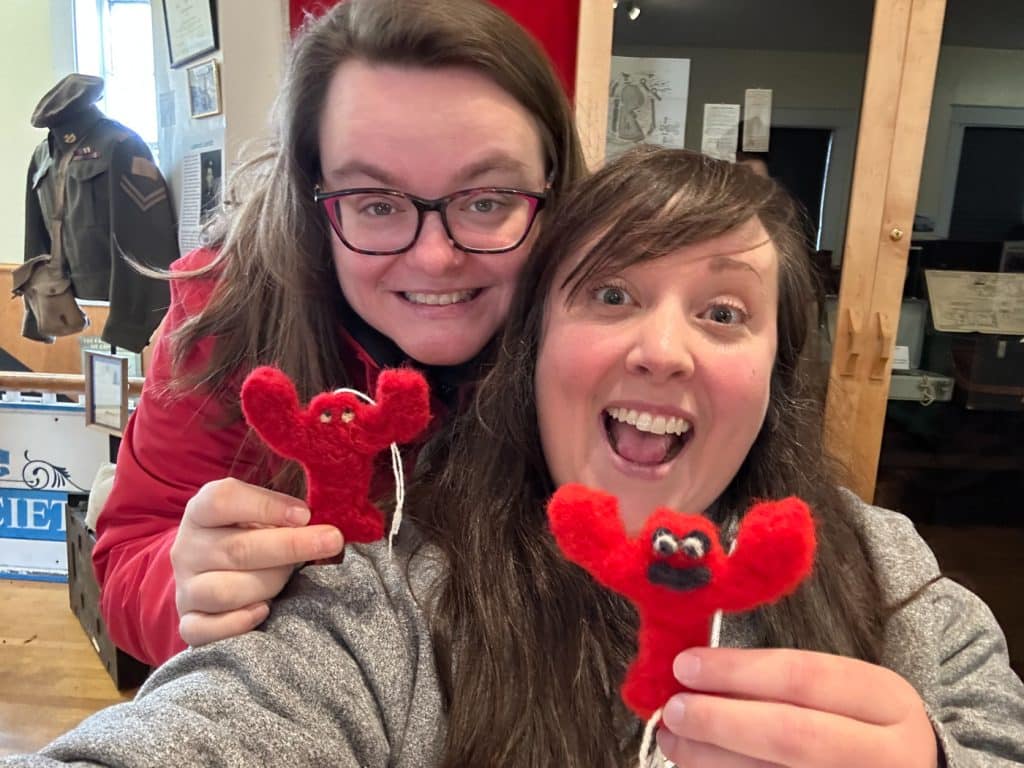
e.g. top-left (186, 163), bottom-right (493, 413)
top-left (646, 562), bottom-right (711, 591)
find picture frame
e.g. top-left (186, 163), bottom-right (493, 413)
top-left (83, 351), bottom-right (129, 436)
top-left (187, 59), bottom-right (222, 119)
top-left (163, 0), bottom-right (218, 68)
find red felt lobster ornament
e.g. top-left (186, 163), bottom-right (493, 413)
top-left (240, 366), bottom-right (431, 543)
top-left (547, 483), bottom-right (816, 720)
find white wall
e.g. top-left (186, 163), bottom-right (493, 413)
top-left (615, 42), bottom-right (1024, 252)
top-left (220, 0), bottom-right (289, 170)
top-left (150, 0), bottom-right (225, 213)
top-left (150, 0), bottom-right (288, 218)
top-left (0, 0), bottom-right (75, 267)
top-left (917, 45), bottom-right (1024, 224)
top-left (614, 44), bottom-right (866, 256)
top-left (613, 44), bottom-right (867, 153)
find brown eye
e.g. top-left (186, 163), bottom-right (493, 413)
top-left (319, 410), bottom-right (333, 423)
top-left (341, 407), bottom-right (355, 423)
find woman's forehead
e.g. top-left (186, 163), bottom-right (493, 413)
top-left (554, 216), bottom-right (776, 288)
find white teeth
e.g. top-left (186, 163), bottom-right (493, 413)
top-left (404, 290), bottom-right (476, 306)
top-left (606, 408), bottom-right (691, 436)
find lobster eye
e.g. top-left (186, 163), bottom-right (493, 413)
top-left (341, 407), bottom-right (355, 423)
top-left (319, 410), bottom-right (333, 423)
top-left (680, 532), bottom-right (708, 560)
top-left (651, 528), bottom-right (679, 557)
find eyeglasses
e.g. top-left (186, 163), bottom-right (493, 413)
top-left (313, 186), bottom-right (547, 255)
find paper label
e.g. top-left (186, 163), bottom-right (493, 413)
top-left (892, 345), bottom-right (911, 370)
top-left (701, 104), bottom-right (741, 162)
top-left (742, 89), bottom-right (772, 152)
top-left (924, 270), bottom-right (1024, 334)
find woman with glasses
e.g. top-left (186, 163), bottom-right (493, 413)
top-left (91, 0), bottom-right (585, 668)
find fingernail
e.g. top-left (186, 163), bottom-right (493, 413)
top-left (662, 695), bottom-right (687, 730)
top-left (674, 650), bottom-right (701, 685)
top-left (318, 528), bottom-right (343, 554)
top-left (655, 729), bottom-right (678, 756)
top-left (286, 506), bottom-right (310, 525)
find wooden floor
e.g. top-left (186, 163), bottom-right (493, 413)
top-left (0, 579), bottom-right (133, 757)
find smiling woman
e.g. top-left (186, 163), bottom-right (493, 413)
top-left (407, 145), bottom-right (1024, 766)
top-left (87, 0), bottom-right (585, 671)
top-left (537, 215), bottom-right (779, 530)
top-left (317, 61), bottom-right (549, 367)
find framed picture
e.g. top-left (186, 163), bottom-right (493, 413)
top-left (163, 0), bottom-right (218, 68)
top-left (187, 59), bottom-right (222, 119)
top-left (84, 351), bottom-right (129, 436)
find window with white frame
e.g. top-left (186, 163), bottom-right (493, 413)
top-left (73, 0), bottom-right (158, 161)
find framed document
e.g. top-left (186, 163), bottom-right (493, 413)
top-left (84, 352), bottom-right (129, 436)
top-left (163, 0), bottom-right (218, 68)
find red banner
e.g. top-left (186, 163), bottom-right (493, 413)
top-left (287, 0), bottom-right (579, 99)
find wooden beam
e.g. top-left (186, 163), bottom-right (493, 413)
top-left (574, 0), bottom-right (614, 169)
top-left (824, 0), bottom-right (946, 501)
top-left (0, 372), bottom-right (144, 398)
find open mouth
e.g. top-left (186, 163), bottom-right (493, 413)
top-left (603, 407), bottom-right (693, 466)
top-left (401, 289), bottom-right (481, 306)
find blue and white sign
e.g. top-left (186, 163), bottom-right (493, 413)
top-left (0, 400), bottom-right (108, 581)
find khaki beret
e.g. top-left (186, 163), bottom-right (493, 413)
top-left (31, 73), bottom-right (105, 128)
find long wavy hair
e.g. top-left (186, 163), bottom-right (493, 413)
top-left (409, 146), bottom-right (884, 767)
top-left (166, 0), bottom-right (585, 414)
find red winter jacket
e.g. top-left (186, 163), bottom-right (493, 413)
top-left (93, 248), bottom-right (453, 666)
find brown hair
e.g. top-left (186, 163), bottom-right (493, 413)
top-left (167, 0), bottom-right (585, 412)
top-left (410, 146), bottom-right (884, 766)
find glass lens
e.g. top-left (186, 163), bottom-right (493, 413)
top-left (329, 191), bottom-right (418, 252)
top-left (446, 190), bottom-right (534, 251)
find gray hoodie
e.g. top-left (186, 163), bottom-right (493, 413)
top-left (4, 497), bottom-right (1023, 767)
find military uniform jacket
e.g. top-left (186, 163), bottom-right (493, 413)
top-left (24, 107), bottom-right (177, 352)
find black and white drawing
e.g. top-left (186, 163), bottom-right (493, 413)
top-left (607, 56), bottom-right (690, 159)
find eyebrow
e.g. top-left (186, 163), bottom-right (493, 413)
top-left (323, 153), bottom-right (539, 191)
top-left (708, 255), bottom-right (764, 283)
top-left (323, 160), bottom-right (401, 188)
top-left (707, 237), bottom-right (773, 282)
top-left (456, 154), bottom-right (538, 186)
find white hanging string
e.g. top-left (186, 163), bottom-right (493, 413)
top-left (637, 536), bottom-right (737, 768)
top-left (333, 388), bottom-right (405, 556)
top-left (637, 706), bottom-right (664, 768)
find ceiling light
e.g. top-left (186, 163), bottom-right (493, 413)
top-left (628, 2), bottom-right (641, 21)
top-left (612, 0), bottom-right (618, 8)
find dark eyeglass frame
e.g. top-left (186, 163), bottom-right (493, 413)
top-left (313, 186), bottom-right (548, 256)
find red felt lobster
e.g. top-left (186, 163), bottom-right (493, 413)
top-left (240, 366), bottom-right (431, 542)
top-left (547, 483), bottom-right (816, 719)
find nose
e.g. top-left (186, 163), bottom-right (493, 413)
top-left (403, 211), bottom-right (464, 276)
top-left (624, 303), bottom-right (695, 382)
